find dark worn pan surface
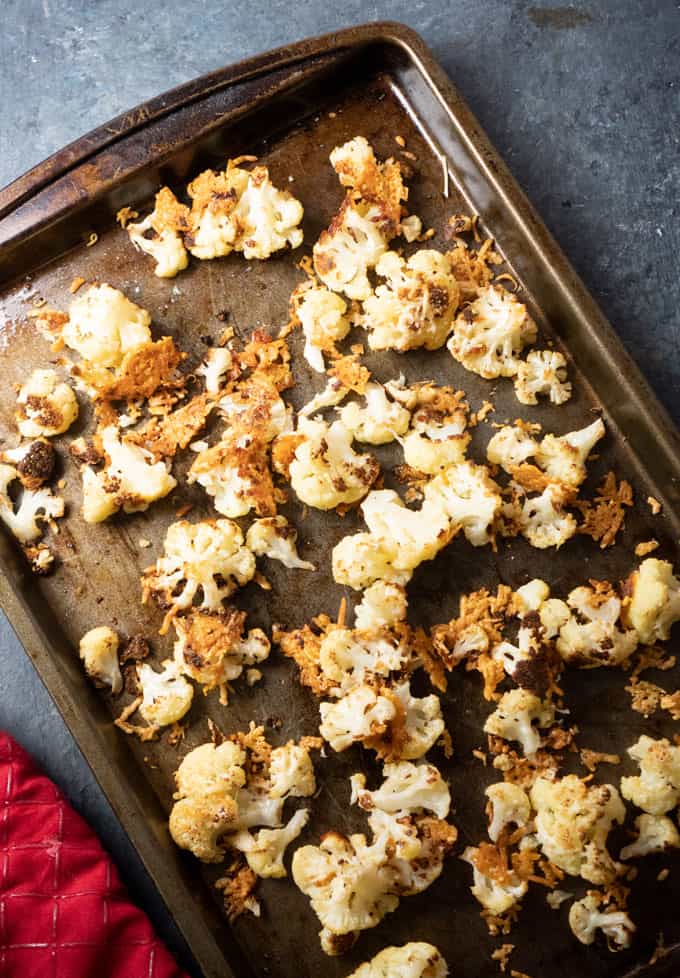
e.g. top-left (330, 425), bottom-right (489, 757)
top-left (1, 22), bottom-right (679, 978)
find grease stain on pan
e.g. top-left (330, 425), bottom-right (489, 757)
top-left (527, 6), bottom-right (593, 29)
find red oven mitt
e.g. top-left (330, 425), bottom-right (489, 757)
top-left (0, 732), bottom-right (189, 978)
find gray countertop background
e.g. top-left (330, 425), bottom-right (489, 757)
top-left (0, 1), bottom-right (678, 974)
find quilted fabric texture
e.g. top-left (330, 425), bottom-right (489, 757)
top-left (0, 732), bottom-right (188, 978)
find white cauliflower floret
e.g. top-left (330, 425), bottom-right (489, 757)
top-left (486, 425), bottom-right (539, 469)
top-left (515, 578), bottom-right (551, 613)
top-left (188, 163), bottom-right (303, 261)
top-left (556, 586), bottom-right (638, 668)
top-left (620, 736), bottom-right (680, 815)
top-left (126, 187), bottom-right (190, 277)
top-left (62, 283), bottom-right (152, 367)
top-left (319, 685), bottom-right (396, 753)
top-left (80, 425), bottom-right (176, 523)
top-left (620, 813), bottom-right (680, 860)
top-left (461, 846), bottom-right (528, 915)
top-left (142, 519), bottom-right (256, 631)
top-left (447, 284), bottom-right (537, 379)
top-left (347, 943), bottom-right (448, 978)
top-left (288, 417), bottom-right (378, 510)
top-left (79, 626), bottom-right (122, 694)
top-left (485, 782), bottom-right (531, 842)
top-left (623, 558), bottom-right (680, 644)
top-left (483, 688), bottom-right (555, 756)
top-left (401, 389), bottom-right (470, 474)
top-left (362, 249), bottom-right (459, 352)
top-left (354, 581), bottom-right (408, 631)
top-left (340, 383), bottom-right (411, 445)
top-left (514, 350), bottom-right (572, 406)
top-left (246, 516), bottom-right (314, 570)
top-left (15, 368), bottom-right (78, 437)
top-left (231, 808), bottom-right (310, 879)
top-left (534, 418), bottom-right (605, 488)
top-left (314, 199), bottom-right (389, 300)
top-left (568, 893), bottom-right (635, 950)
top-left (539, 597), bottom-right (572, 638)
top-left (362, 489), bottom-right (451, 569)
top-left (137, 659), bottom-right (194, 727)
top-left (269, 743), bottom-right (317, 799)
top-left (319, 628), bottom-right (410, 694)
top-left (531, 775), bottom-right (625, 883)
top-left (391, 681), bottom-right (445, 760)
top-left (0, 462), bottom-right (64, 544)
top-left (197, 347), bottom-right (233, 394)
top-left (332, 532), bottom-right (410, 591)
top-left (292, 282), bottom-right (350, 372)
top-left (172, 610), bottom-right (269, 689)
top-left (293, 831), bottom-right (400, 952)
top-left (299, 377), bottom-right (351, 417)
top-left (424, 461), bottom-right (502, 547)
top-left (169, 741), bottom-right (246, 862)
top-left (351, 762), bottom-right (451, 820)
top-left (517, 484), bottom-right (576, 549)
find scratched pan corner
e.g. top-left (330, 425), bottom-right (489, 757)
top-left (1, 21), bottom-right (680, 978)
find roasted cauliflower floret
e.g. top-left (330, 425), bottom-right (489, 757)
top-left (400, 385), bottom-right (470, 474)
top-left (142, 518), bottom-right (256, 632)
top-left (568, 893), bottom-right (635, 950)
top-left (79, 425), bottom-right (176, 523)
top-left (126, 186), bottom-right (190, 277)
top-left (137, 659), bottom-right (194, 727)
top-left (169, 741), bottom-right (246, 862)
top-left (340, 383), bottom-right (411, 445)
top-left (269, 743), bottom-right (317, 799)
top-left (60, 283), bottom-right (152, 368)
top-left (354, 581), bottom-right (408, 631)
top-left (517, 484), bottom-right (576, 549)
top-left (286, 417), bottom-right (379, 510)
top-left (362, 249), bottom-right (459, 352)
top-left (556, 585), bottom-right (638, 668)
top-left (622, 558), bottom-right (680, 644)
top-left (2, 439), bottom-right (56, 491)
top-left (347, 943), bottom-right (448, 978)
top-left (620, 736), bottom-right (680, 815)
top-left (361, 488), bottom-right (450, 569)
top-left (313, 137), bottom-right (407, 301)
top-left (318, 628), bottom-right (411, 694)
top-left (486, 424), bottom-right (539, 469)
top-left (245, 515), bottom-right (314, 570)
top-left (197, 346), bottom-right (234, 394)
top-left (173, 609), bottom-right (269, 691)
top-left (534, 418), bottom-right (605, 488)
top-left (290, 281), bottom-right (351, 372)
top-left (231, 808), bottom-right (310, 879)
top-left (351, 762), bottom-right (451, 820)
top-left (423, 461), bottom-right (502, 547)
top-left (485, 782), bottom-right (532, 843)
top-left (79, 626), bottom-right (122, 694)
top-left (461, 845), bottom-right (528, 915)
top-left (15, 368), bottom-right (78, 437)
top-left (187, 161), bottom-right (303, 261)
top-left (0, 462), bottom-right (64, 544)
top-left (530, 775), bottom-right (625, 883)
top-left (483, 688), bottom-right (555, 756)
top-left (620, 813), bottom-right (680, 860)
top-left (332, 532), bottom-right (409, 590)
top-left (447, 284), bottom-right (537, 379)
top-left (514, 350), bottom-right (572, 406)
top-left (319, 684), bottom-right (397, 753)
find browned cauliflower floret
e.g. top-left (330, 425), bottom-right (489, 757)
top-left (620, 735), bottom-right (680, 815)
top-left (461, 844), bottom-right (528, 915)
top-left (555, 585), bottom-right (638, 668)
top-left (141, 518), bottom-right (256, 633)
top-left (79, 625), bottom-right (122, 694)
top-left (340, 383), bottom-right (412, 445)
top-left (0, 461), bottom-right (64, 544)
top-left (568, 892), bottom-right (635, 950)
top-left (622, 558), bottom-right (680, 644)
top-left (362, 249), bottom-right (459, 351)
top-left (15, 368), bottom-right (78, 437)
top-left (530, 775), bottom-right (625, 884)
top-left (483, 688), bottom-right (555, 756)
top-left (126, 186), bottom-right (190, 277)
top-left (347, 943), bottom-right (448, 978)
top-left (290, 280), bottom-right (351, 373)
top-left (514, 350), bottom-right (572, 406)
top-left (447, 284), bottom-right (537, 379)
top-left (245, 515), bottom-right (314, 570)
top-left (172, 609), bottom-right (269, 692)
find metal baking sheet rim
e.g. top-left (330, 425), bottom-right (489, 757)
top-left (1, 21), bottom-right (680, 978)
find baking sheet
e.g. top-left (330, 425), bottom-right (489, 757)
top-left (1, 22), bottom-right (679, 978)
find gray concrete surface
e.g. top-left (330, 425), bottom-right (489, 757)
top-left (0, 1), bottom-right (678, 974)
